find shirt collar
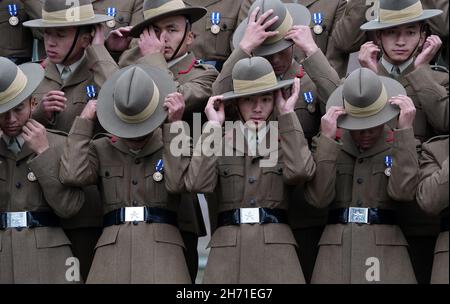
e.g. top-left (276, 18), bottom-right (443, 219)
top-left (2, 134), bottom-right (25, 149)
top-left (381, 56), bottom-right (414, 74)
top-left (56, 52), bottom-right (86, 77)
top-left (167, 52), bottom-right (189, 69)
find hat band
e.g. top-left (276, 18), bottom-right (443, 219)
top-left (114, 82), bottom-right (160, 124)
top-left (0, 68), bottom-right (28, 106)
top-left (144, 0), bottom-right (186, 20)
top-left (42, 4), bottom-right (95, 24)
top-left (233, 72), bottom-right (278, 95)
top-left (379, 1), bottom-right (423, 24)
top-left (264, 10), bottom-right (293, 45)
top-left (344, 85), bottom-right (388, 118)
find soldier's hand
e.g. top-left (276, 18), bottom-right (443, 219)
top-left (321, 106), bottom-right (347, 139)
top-left (80, 100), bottom-right (97, 121)
top-left (358, 41), bottom-right (380, 73)
top-left (91, 24), bottom-right (106, 45)
top-left (41, 90), bottom-right (67, 121)
top-left (389, 95), bottom-right (416, 130)
top-left (139, 27), bottom-right (166, 57)
top-left (164, 92), bottom-right (185, 123)
top-left (239, 7), bottom-right (279, 56)
top-left (275, 77), bottom-right (300, 115)
top-left (106, 26), bottom-right (133, 52)
top-left (22, 119), bottom-right (49, 154)
top-left (415, 35), bottom-right (442, 69)
top-left (285, 25), bottom-right (319, 57)
top-left (205, 95), bottom-right (225, 126)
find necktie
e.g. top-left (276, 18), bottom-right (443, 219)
top-left (390, 65), bottom-right (401, 80)
top-left (8, 137), bottom-right (21, 155)
top-left (61, 66), bottom-right (71, 82)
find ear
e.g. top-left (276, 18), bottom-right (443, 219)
top-left (375, 30), bottom-right (382, 45)
top-left (80, 32), bottom-right (92, 48)
top-left (30, 97), bottom-right (38, 112)
top-left (418, 28), bottom-right (427, 48)
top-left (185, 31), bottom-right (194, 47)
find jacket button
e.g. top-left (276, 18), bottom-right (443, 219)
top-left (15, 182), bottom-right (22, 189)
top-left (249, 177), bottom-right (256, 184)
top-left (132, 200), bottom-right (138, 206)
top-left (135, 159), bottom-right (141, 165)
top-left (357, 178), bottom-right (364, 184)
top-left (356, 200), bottom-right (363, 207)
top-left (105, 171), bottom-right (110, 177)
top-left (132, 180), bottom-right (138, 186)
top-left (118, 16), bottom-right (124, 22)
top-left (250, 199), bottom-right (257, 206)
top-left (16, 161), bottom-right (20, 167)
top-left (358, 158), bottom-right (364, 164)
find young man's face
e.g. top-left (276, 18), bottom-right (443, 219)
top-left (44, 27), bottom-right (91, 65)
top-left (265, 46), bottom-right (294, 77)
top-left (350, 125), bottom-right (384, 151)
top-left (237, 93), bottom-right (274, 129)
top-left (377, 23), bottom-right (425, 65)
top-left (153, 15), bottom-right (194, 61)
top-left (0, 99), bottom-right (34, 137)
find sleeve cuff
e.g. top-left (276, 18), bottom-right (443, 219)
top-left (405, 65), bottom-right (434, 90)
top-left (29, 146), bottom-right (58, 177)
top-left (315, 134), bottom-right (341, 162)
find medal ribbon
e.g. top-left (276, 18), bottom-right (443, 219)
top-left (211, 12), bottom-right (220, 25)
top-left (8, 4), bottom-right (18, 17)
top-left (313, 12), bottom-right (323, 25)
top-left (303, 92), bottom-right (314, 104)
top-left (86, 85), bottom-right (97, 99)
top-left (106, 7), bottom-right (117, 17)
top-left (155, 159), bottom-right (164, 173)
top-left (384, 156), bottom-right (393, 168)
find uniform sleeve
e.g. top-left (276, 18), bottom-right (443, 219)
top-left (416, 144), bottom-right (449, 216)
top-left (405, 66), bottom-right (449, 134)
top-left (422, 0), bottom-right (449, 38)
top-left (278, 112), bottom-right (316, 185)
top-left (185, 122), bottom-right (221, 193)
top-left (237, 0), bottom-right (254, 24)
top-left (304, 134), bottom-right (341, 208)
top-left (29, 137), bottom-right (85, 219)
top-left (59, 117), bottom-right (100, 187)
top-left (86, 44), bottom-right (120, 87)
top-left (387, 128), bottom-right (420, 202)
top-left (130, 0), bottom-right (144, 26)
top-left (212, 47), bottom-right (250, 95)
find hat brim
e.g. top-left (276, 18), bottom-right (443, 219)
top-left (222, 78), bottom-right (295, 101)
top-left (361, 9), bottom-right (442, 31)
top-left (326, 76), bottom-right (406, 130)
top-left (23, 14), bottom-right (113, 28)
top-left (130, 7), bottom-right (207, 38)
top-left (96, 65), bottom-right (177, 139)
top-left (0, 63), bottom-right (44, 114)
top-left (232, 3), bottom-right (311, 57)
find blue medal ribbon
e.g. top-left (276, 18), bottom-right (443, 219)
top-left (86, 85), bottom-right (97, 99)
top-left (211, 12), bottom-right (221, 25)
top-left (106, 7), bottom-right (117, 17)
top-left (303, 91), bottom-right (314, 104)
top-left (384, 156), bottom-right (393, 168)
top-left (155, 159), bottom-right (164, 173)
top-left (8, 4), bottom-right (18, 17)
top-left (313, 12), bottom-right (323, 25)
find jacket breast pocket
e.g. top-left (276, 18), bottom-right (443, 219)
top-left (145, 166), bottom-right (168, 203)
top-left (99, 166), bottom-right (123, 204)
top-left (335, 164), bottom-right (354, 203)
top-left (0, 8), bottom-right (30, 51)
top-left (218, 165), bottom-right (244, 203)
top-left (205, 16), bottom-right (236, 58)
top-left (114, 10), bottom-right (131, 28)
top-left (370, 164), bottom-right (390, 202)
top-left (262, 163), bottom-right (285, 202)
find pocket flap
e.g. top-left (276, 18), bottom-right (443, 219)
top-left (372, 164), bottom-right (386, 174)
top-left (207, 226), bottom-right (238, 248)
top-left (154, 224), bottom-right (185, 248)
top-left (374, 225), bottom-right (408, 246)
top-left (218, 165), bottom-right (244, 177)
top-left (336, 164), bottom-right (354, 175)
top-left (318, 224), bottom-right (345, 245)
top-left (263, 224), bottom-right (297, 246)
top-left (205, 16), bottom-right (236, 31)
top-left (95, 225), bottom-right (119, 249)
top-left (262, 163), bottom-right (284, 175)
top-left (100, 166), bottom-right (124, 178)
top-left (34, 227), bottom-right (72, 249)
top-left (434, 232), bottom-right (449, 254)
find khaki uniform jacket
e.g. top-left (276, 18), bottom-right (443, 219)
top-left (0, 131), bottom-right (84, 283)
top-left (59, 118), bottom-right (192, 283)
top-left (32, 44), bottom-right (118, 229)
top-left (417, 135), bottom-right (449, 284)
top-left (184, 0), bottom-right (247, 62)
top-left (305, 128), bottom-right (418, 284)
top-left (0, 0), bottom-right (42, 59)
top-left (185, 112), bottom-right (315, 283)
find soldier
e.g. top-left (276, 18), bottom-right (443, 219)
top-left (214, 0), bottom-right (341, 283)
top-left (183, 0), bottom-right (249, 71)
top-left (186, 57), bottom-right (315, 284)
top-left (306, 68), bottom-right (418, 284)
top-left (416, 136), bottom-right (449, 284)
top-left (23, 0), bottom-right (119, 281)
top-left (238, 0), bottom-right (348, 77)
top-left (0, 57), bottom-right (85, 283)
top-left (59, 64), bottom-right (192, 284)
top-left (358, 0), bottom-right (449, 284)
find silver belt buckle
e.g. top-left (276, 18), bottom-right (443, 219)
top-left (348, 207), bottom-right (369, 224)
top-left (239, 208), bottom-right (260, 224)
top-left (7, 212), bottom-right (28, 228)
top-left (124, 207), bottom-right (145, 222)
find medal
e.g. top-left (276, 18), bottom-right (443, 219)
top-left (303, 91), bottom-right (315, 113)
top-left (106, 7), bottom-right (117, 28)
top-left (384, 155), bottom-right (393, 177)
top-left (153, 159), bottom-right (164, 182)
top-left (210, 12), bottom-right (221, 35)
top-left (86, 85), bottom-right (97, 100)
top-left (27, 171), bottom-right (37, 182)
top-left (8, 4), bottom-right (19, 26)
top-left (312, 12), bottom-right (324, 35)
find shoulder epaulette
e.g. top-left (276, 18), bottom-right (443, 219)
top-left (46, 128), bottom-right (68, 137)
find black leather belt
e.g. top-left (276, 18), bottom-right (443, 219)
top-left (0, 211), bottom-right (60, 229)
top-left (328, 208), bottom-right (396, 225)
top-left (103, 207), bottom-right (178, 228)
top-left (217, 208), bottom-right (288, 227)
top-left (441, 216), bottom-right (449, 232)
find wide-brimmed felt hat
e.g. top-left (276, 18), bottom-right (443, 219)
top-left (232, 0), bottom-right (311, 57)
top-left (0, 57), bottom-right (44, 114)
top-left (97, 65), bottom-right (177, 139)
top-left (23, 0), bottom-right (113, 28)
top-left (222, 56), bottom-right (294, 101)
top-left (361, 0), bottom-right (442, 31)
top-left (130, 0), bottom-right (207, 38)
top-left (326, 68), bottom-right (406, 130)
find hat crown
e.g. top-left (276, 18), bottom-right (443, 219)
top-left (144, 0), bottom-right (187, 11)
top-left (114, 67), bottom-right (156, 117)
top-left (43, 0), bottom-right (92, 13)
top-left (0, 58), bottom-right (18, 93)
top-left (232, 57), bottom-right (274, 82)
top-left (249, 0), bottom-right (287, 32)
top-left (343, 68), bottom-right (384, 109)
top-left (379, 0), bottom-right (421, 11)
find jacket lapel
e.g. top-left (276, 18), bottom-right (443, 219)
top-left (44, 61), bottom-right (63, 86)
top-left (62, 56), bottom-right (90, 89)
